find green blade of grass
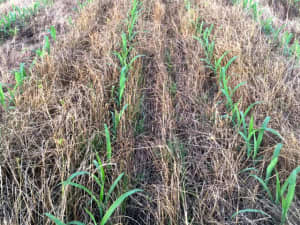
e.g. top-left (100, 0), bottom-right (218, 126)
top-left (45, 213), bottom-right (66, 225)
top-left (50, 25), bottom-right (56, 41)
top-left (232, 208), bottom-right (270, 219)
top-left (67, 221), bottom-right (86, 225)
top-left (105, 172), bottom-right (124, 204)
top-left (275, 171), bottom-right (281, 204)
top-left (63, 181), bottom-right (99, 204)
top-left (231, 81), bottom-right (246, 98)
top-left (254, 116), bottom-right (271, 159)
top-left (251, 174), bottom-right (273, 201)
top-left (100, 189), bottom-right (143, 225)
top-left (265, 143), bottom-right (282, 184)
top-left (118, 66), bottom-right (128, 106)
top-left (85, 208), bottom-right (97, 225)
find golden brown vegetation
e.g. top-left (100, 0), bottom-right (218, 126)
top-left (1, 0), bottom-right (300, 224)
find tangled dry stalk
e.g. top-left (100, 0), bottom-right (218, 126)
top-left (0, 0), bottom-right (300, 224)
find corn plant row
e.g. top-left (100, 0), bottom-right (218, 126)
top-left (0, 25), bottom-right (56, 110)
top-left (0, 1), bottom-right (45, 38)
top-left (232, 0), bottom-right (300, 62)
top-left (194, 21), bottom-right (300, 225)
top-left (110, 0), bottom-right (143, 136)
top-left (46, 1), bottom-right (143, 224)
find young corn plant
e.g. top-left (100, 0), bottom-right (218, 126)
top-left (261, 17), bottom-right (274, 35)
top-left (127, 0), bottom-right (142, 41)
top-left (238, 116), bottom-right (283, 159)
top-left (110, 0), bottom-right (143, 138)
top-left (196, 16), bottom-right (300, 225)
top-left (249, 144), bottom-right (300, 224)
top-left (193, 23), bottom-right (215, 71)
top-left (46, 154), bottom-right (142, 225)
top-left (0, 2), bottom-right (42, 38)
top-left (218, 65), bottom-right (246, 114)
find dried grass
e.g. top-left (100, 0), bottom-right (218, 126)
top-left (1, 0), bottom-right (300, 224)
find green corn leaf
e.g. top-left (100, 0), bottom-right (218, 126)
top-left (114, 52), bottom-right (126, 67)
top-left (128, 54), bottom-right (144, 68)
top-left (50, 25), bottom-right (56, 41)
top-left (118, 66), bottom-right (128, 106)
top-left (231, 81), bottom-right (246, 98)
top-left (231, 103), bottom-right (240, 126)
top-left (252, 131), bottom-right (257, 159)
top-left (100, 189), bottom-right (143, 225)
top-left (121, 32), bottom-right (128, 57)
top-left (45, 213), bottom-right (66, 225)
top-left (244, 101), bottom-right (262, 118)
top-left (95, 154), bottom-right (105, 185)
top-left (275, 171), bottom-right (281, 205)
top-left (67, 221), bottom-right (86, 225)
top-left (214, 51), bottom-right (228, 73)
top-left (0, 84), bottom-right (6, 108)
top-left (221, 88), bottom-right (233, 111)
top-left (44, 35), bottom-right (50, 53)
top-left (265, 143), bottom-right (282, 184)
top-left (63, 181), bottom-right (99, 204)
top-left (232, 208), bottom-right (270, 219)
top-left (281, 181), bottom-right (296, 225)
top-left (105, 172), bottom-right (124, 204)
top-left (251, 174), bottom-right (273, 201)
top-left (224, 56), bottom-right (237, 73)
top-left (14, 71), bottom-right (22, 89)
top-left (254, 116), bottom-right (271, 157)
top-left (248, 115), bottom-right (254, 136)
top-left (119, 104), bottom-right (128, 120)
top-left (240, 167), bottom-right (259, 174)
top-left (94, 155), bottom-right (105, 208)
top-left (265, 127), bottom-right (283, 140)
top-left (64, 171), bottom-right (89, 184)
top-left (281, 166), bottom-right (300, 199)
top-left (85, 208), bottom-right (97, 225)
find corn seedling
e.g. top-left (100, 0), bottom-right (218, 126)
top-left (0, 2), bottom-right (42, 38)
top-left (249, 2), bottom-right (261, 21)
top-left (127, 0), bottom-right (141, 41)
top-left (193, 23), bottom-right (215, 70)
top-left (44, 35), bottom-right (50, 53)
top-left (232, 209), bottom-right (271, 220)
top-left (111, 104), bottom-right (128, 137)
top-left (194, 16), bottom-right (300, 225)
top-left (261, 18), bottom-right (274, 35)
top-left (14, 63), bottom-right (26, 91)
top-left (239, 116), bottom-right (282, 159)
top-left (49, 25), bottom-right (57, 41)
top-left (46, 154), bottom-right (142, 225)
top-left (219, 66), bottom-right (246, 112)
top-left (250, 144), bottom-right (300, 224)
